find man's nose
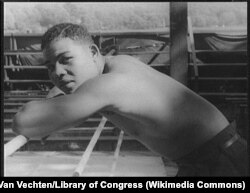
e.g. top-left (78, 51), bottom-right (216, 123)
top-left (55, 62), bottom-right (67, 78)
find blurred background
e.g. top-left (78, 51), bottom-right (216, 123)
top-left (4, 2), bottom-right (247, 33)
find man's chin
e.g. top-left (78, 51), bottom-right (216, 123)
top-left (63, 88), bottom-right (74, 94)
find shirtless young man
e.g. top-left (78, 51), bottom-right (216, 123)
top-left (12, 23), bottom-right (248, 176)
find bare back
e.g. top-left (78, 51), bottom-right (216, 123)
top-left (100, 55), bottom-right (229, 159)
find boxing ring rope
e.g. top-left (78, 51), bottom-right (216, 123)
top-left (4, 135), bottom-right (28, 159)
top-left (4, 118), bottom-right (126, 176)
top-left (72, 117), bottom-right (107, 176)
top-left (110, 130), bottom-right (124, 176)
top-left (4, 119), bottom-right (125, 176)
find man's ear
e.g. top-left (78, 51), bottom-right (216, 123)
top-left (90, 44), bottom-right (100, 60)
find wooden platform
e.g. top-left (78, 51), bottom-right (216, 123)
top-left (4, 151), bottom-right (178, 177)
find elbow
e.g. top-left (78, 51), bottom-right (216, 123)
top-left (12, 112), bottom-right (24, 136)
top-left (12, 110), bottom-right (28, 137)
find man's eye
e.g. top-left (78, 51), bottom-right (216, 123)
top-left (60, 57), bottom-right (72, 64)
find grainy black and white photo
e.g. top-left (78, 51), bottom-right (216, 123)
top-left (3, 2), bottom-right (248, 177)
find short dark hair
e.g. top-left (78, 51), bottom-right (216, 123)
top-left (41, 23), bottom-right (93, 50)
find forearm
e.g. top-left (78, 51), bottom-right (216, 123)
top-left (12, 82), bottom-right (109, 138)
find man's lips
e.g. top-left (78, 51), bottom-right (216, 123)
top-left (59, 80), bottom-right (74, 87)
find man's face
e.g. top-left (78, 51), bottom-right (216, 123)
top-left (43, 38), bottom-right (99, 94)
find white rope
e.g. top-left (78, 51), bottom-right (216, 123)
top-left (110, 130), bottom-right (124, 176)
top-left (72, 117), bottom-right (107, 176)
top-left (4, 135), bottom-right (28, 159)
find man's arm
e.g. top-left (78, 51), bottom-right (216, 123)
top-left (12, 76), bottom-right (114, 138)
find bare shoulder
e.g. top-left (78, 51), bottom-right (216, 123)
top-left (105, 55), bottom-right (146, 72)
top-left (106, 55), bottom-right (139, 64)
top-left (76, 72), bottom-right (127, 93)
top-left (73, 72), bottom-right (128, 107)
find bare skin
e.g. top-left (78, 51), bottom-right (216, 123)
top-left (13, 38), bottom-right (229, 160)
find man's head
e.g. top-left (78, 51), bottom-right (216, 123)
top-left (41, 23), bottom-right (104, 94)
top-left (41, 23), bottom-right (93, 51)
